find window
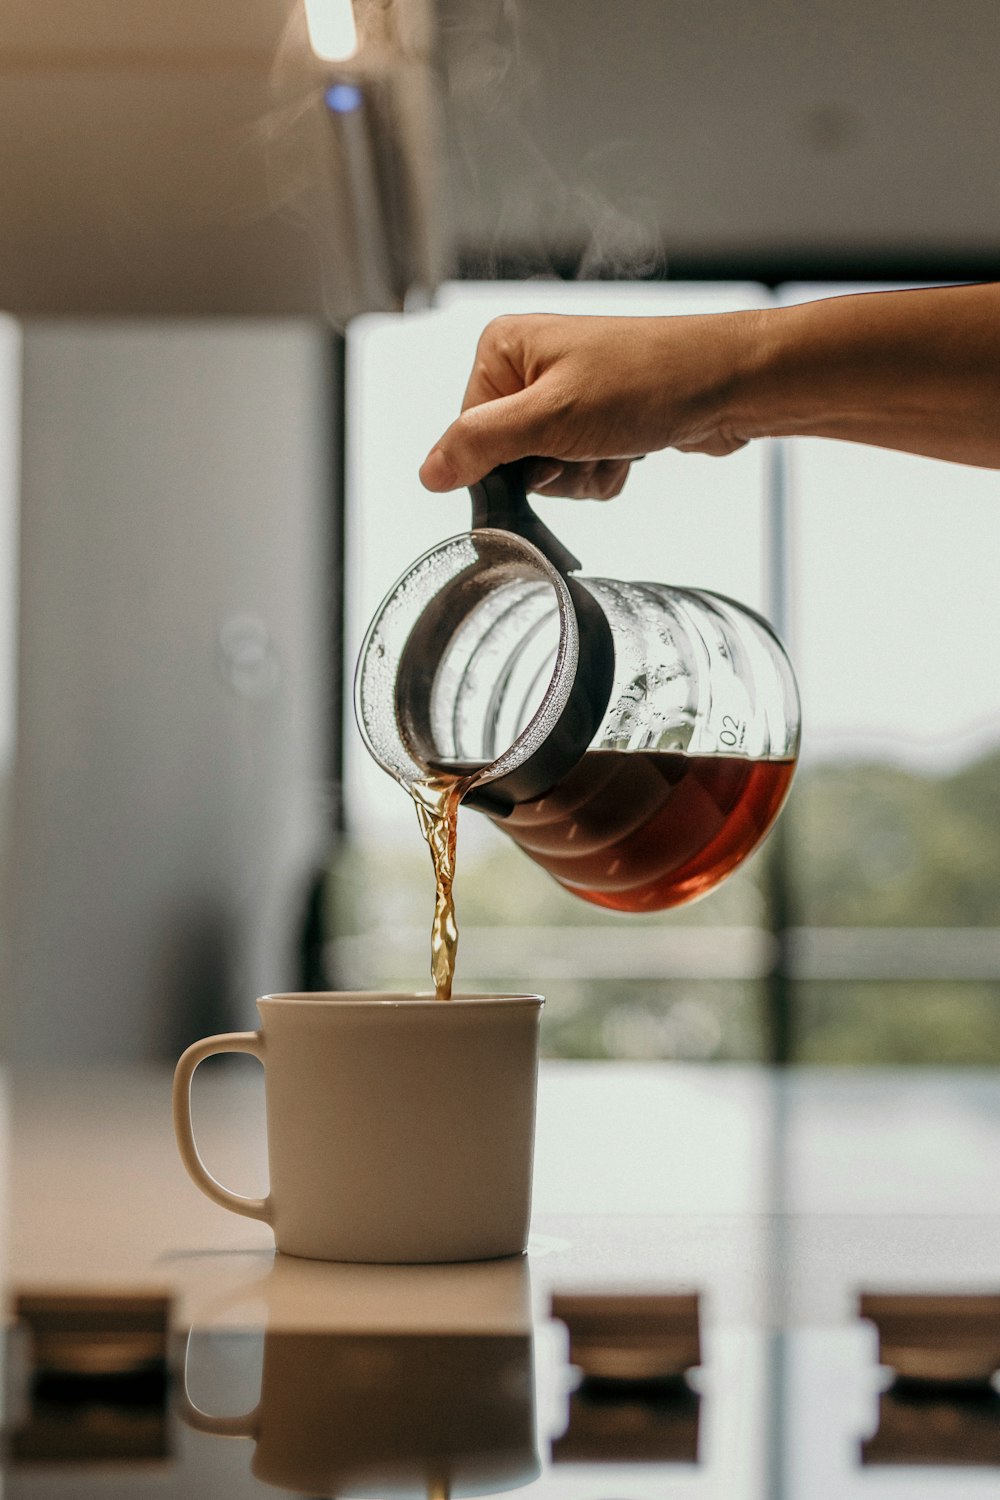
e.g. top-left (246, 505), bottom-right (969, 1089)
top-left (781, 283), bottom-right (1000, 1062)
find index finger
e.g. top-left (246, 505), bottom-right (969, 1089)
top-left (460, 325), bottom-right (528, 412)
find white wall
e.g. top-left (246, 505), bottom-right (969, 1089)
top-left (6, 322), bottom-right (334, 1061)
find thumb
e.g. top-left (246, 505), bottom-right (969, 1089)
top-left (419, 388), bottom-right (552, 492)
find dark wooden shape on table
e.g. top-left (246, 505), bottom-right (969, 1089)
top-left (9, 1290), bottom-right (172, 1466)
top-left (550, 1291), bottom-right (701, 1465)
top-left (860, 1292), bottom-right (1000, 1468)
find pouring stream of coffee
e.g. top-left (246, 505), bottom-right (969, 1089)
top-left (410, 771), bottom-right (479, 1000)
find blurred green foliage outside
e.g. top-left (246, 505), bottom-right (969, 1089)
top-left (328, 750), bottom-right (1000, 1064)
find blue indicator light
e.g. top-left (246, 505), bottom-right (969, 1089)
top-left (325, 83), bottom-right (363, 114)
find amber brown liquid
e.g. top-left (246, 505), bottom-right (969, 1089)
top-left (409, 772), bottom-right (477, 1000)
top-left (444, 750), bottom-right (796, 913)
top-left (411, 750), bottom-right (795, 995)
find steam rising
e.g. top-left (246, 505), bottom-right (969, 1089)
top-left (256, 0), bottom-right (443, 326)
top-left (249, 0), bottom-right (664, 319)
top-left (436, 0), bottom-right (665, 281)
top-left (257, 7), bottom-right (350, 322)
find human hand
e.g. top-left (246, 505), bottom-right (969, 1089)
top-left (419, 310), bottom-right (759, 499)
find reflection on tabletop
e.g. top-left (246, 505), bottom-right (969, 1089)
top-left (3, 1259), bottom-right (710, 1498)
top-left (180, 1255), bottom-right (540, 1498)
top-left (10, 1274), bottom-right (1000, 1496)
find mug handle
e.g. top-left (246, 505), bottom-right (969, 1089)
top-left (172, 1032), bottom-right (272, 1223)
top-left (176, 1326), bottom-right (261, 1439)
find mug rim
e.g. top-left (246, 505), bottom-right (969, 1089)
top-left (257, 991), bottom-right (543, 1009)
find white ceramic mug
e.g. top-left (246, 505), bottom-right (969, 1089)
top-left (172, 992), bottom-right (544, 1263)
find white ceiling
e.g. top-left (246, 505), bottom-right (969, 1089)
top-left (1, 0), bottom-right (997, 314)
top-left (439, 0), bottom-right (1000, 270)
top-left (0, 0), bottom-right (324, 313)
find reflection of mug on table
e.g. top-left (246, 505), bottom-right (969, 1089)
top-left (181, 1330), bottom-right (539, 1498)
top-left (178, 1255), bottom-right (539, 1498)
top-left (173, 992), bottom-right (543, 1263)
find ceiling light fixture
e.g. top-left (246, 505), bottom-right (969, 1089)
top-left (304, 0), bottom-right (359, 62)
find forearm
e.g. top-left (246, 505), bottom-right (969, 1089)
top-left (728, 284), bottom-right (1000, 468)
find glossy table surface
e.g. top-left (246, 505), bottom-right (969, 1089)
top-left (4, 1061), bottom-right (1000, 1498)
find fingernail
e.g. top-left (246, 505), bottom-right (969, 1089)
top-left (420, 448), bottom-right (457, 491)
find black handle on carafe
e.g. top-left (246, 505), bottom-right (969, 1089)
top-left (469, 461), bottom-right (582, 576)
top-left (462, 458), bottom-right (616, 817)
